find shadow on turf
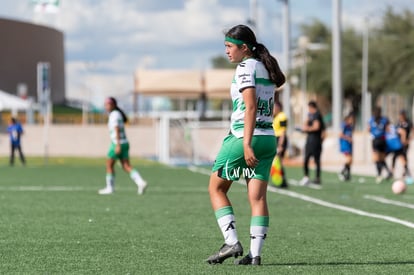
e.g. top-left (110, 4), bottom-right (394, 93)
top-left (262, 261), bottom-right (414, 266)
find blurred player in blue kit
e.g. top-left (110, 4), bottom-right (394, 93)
top-left (368, 106), bottom-right (392, 183)
top-left (338, 113), bottom-right (354, 181)
top-left (7, 117), bottom-right (26, 166)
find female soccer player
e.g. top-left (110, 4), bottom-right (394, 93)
top-left (299, 101), bottom-right (325, 185)
top-left (7, 117), bottom-right (26, 166)
top-left (98, 97), bottom-right (147, 195)
top-left (272, 100), bottom-right (288, 188)
top-left (397, 110), bottom-right (412, 177)
top-left (339, 113), bottom-right (354, 181)
top-left (385, 123), bottom-right (407, 179)
top-left (368, 106), bottom-right (391, 183)
top-left (206, 24), bottom-right (285, 266)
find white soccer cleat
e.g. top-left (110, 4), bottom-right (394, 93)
top-left (98, 187), bottom-right (114, 195)
top-left (299, 176), bottom-right (310, 186)
top-left (375, 176), bottom-right (383, 184)
top-left (405, 176), bottom-right (414, 185)
top-left (137, 180), bottom-right (148, 195)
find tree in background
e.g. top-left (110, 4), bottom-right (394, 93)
top-left (294, 7), bottom-right (414, 117)
top-left (211, 55), bottom-right (237, 69)
top-left (369, 7), bottom-right (414, 98)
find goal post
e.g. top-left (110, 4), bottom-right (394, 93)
top-left (156, 111), bottom-right (230, 166)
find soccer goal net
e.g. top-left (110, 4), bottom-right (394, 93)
top-left (156, 111), bottom-right (230, 166)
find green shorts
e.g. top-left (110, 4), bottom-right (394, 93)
top-left (212, 134), bottom-right (276, 181)
top-left (107, 142), bottom-right (130, 160)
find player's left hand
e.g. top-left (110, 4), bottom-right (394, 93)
top-left (115, 144), bottom-right (121, 154)
top-left (244, 145), bottom-right (258, 168)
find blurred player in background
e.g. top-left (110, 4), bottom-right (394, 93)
top-left (7, 117), bottom-right (26, 166)
top-left (300, 100), bottom-right (325, 185)
top-left (385, 122), bottom-right (406, 179)
top-left (206, 24), bottom-right (285, 266)
top-left (98, 97), bottom-right (147, 195)
top-left (397, 109), bottom-right (412, 178)
top-left (368, 106), bottom-right (392, 183)
top-left (272, 100), bottom-right (288, 188)
top-left (338, 113), bottom-right (354, 181)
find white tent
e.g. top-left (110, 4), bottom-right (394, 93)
top-left (134, 69), bottom-right (234, 99)
top-left (0, 90), bottom-right (31, 111)
top-left (135, 69), bottom-right (203, 98)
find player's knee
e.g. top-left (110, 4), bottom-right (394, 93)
top-left (208, 180), bottom-right (229, 196)
top-left (122, 164), bottom-right (131, 172)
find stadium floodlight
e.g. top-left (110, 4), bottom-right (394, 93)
top-left (277, 0), bottom-right (292, 134)
top-left (37, 62), bottom-right (52, 164)
top-left (248, 0), bottom-right (258, 32)
top-left (298, 35), bottom-right (308, 122)
top-left (361, 17), bottom-right (371, 162)
top-left (332, 0), bottom-right (343, 133)
top-left (361, 18), bottom-right (369, 130)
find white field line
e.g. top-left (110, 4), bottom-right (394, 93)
top-left (0, 186), bottom-right (89, 191)
top-left (189, 166), bottom-right (414, 229)
top-left (364, 195), bottom-right (414, 210)
top-left (288, 179), bottom-right (322, 190)
top-left (0, 185), bottom-right (215, 193)
top-left (270, 187), bottom-right (414, 229)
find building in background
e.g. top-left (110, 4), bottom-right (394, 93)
top-left (0, 17), bottom-right (65, 104)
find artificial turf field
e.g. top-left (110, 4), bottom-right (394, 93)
top-left (0, 157), bottom-right (413, 274)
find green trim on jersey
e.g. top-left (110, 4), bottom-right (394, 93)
top-left (255, 121), bottom-right (273, 129)
top-left (251, 216), bottom-right (269, 227)
top-left (232, 121), bottom-right (274, 131)
top-left (233, 98), bottom-right (245, 112)
top-left (232, 121), bottom-right (245, 131)
top-left (255, 77), bottom-right (274, 86)
top-left (215, 206), bottom-right (234, 219)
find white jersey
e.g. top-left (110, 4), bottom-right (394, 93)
top-left (108, 110), bottom-right (128, 144)
top-left (230, 58), bottom-right (276, 138)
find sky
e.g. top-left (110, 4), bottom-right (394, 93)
top-left (0, 0), bottom-right (413, 106)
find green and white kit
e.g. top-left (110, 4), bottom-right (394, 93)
top-left (230, 58), bottom-right (275, 138)
top-left (107, 110), bottom-right (129, 159)
top-left (213, 58), bottom-right (277, 181)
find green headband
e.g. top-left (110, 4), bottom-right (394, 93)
top-left (225, 36), bottom-right (255, 51)
top-left (225, 36), bottom-right (245, 45)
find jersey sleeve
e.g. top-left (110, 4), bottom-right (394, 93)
top-left (108, 111), bottom-right (121, 128)
top-left (280, 113), bottom-right (287, 122)
top-left (278, 113), bottom-right (287, 128)
top-left (341, 122), bottom-right (346, 134)
top-left (235, 61), bottom-right (255, 92)
top-left (319, 114), bottom-right (326, 130)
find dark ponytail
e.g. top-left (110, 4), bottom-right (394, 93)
top-left (116, 106), bottom-right (128, 124)
top-left (254, 43), bottom-right (285, 87)
top-left (225, 24), bottom-right (286, 87)
top-left (108, 97), bottom-right (128, 123)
